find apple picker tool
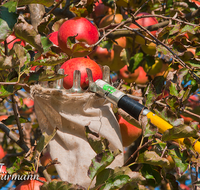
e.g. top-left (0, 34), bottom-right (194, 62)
top-left (85, 66), bottom-right (200, 154)
top-left (55, 65), bottom-right (200, 154)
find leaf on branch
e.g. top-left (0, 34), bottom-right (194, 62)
top-left (14, 16), bottom-right (43, 53)
top-left (169, 82), bottom-right (179, 96)
top-left (40, 181), bottom-right (86, 190)
top-left (31, 54), bottom-right (67, 67)
top-left (85, 126), bottom-right (109, 154)
top-left (36, 127), bottom-right (57, 154)
top-left (18, 0), bottom-right (54, 7)
top-left (70, 7), bottom-right (88, 17)
top-left (137, 151), bottom-right (170, 168)
top-left (169, 24), bottom-right (180, 35)
top-left (169, 149), bottom-right (189, 175)
top-left (162, 124), bottom-right (198, 141)
top-left (1, 115), bottom-right (29, 125)
top-left (99, 40), bottom-right (113, 51)
top-left (165, 96), bottom-right (180, 113)
top-left (144, 83), bottom-right (157, 108)
top-left (88, 149), bottom-right (121, 180)
top-left (38, 14), bottom-right (54, 35)
top-left (0, 4), bottom-right (18, 41)
top-left (128, 52), bottom-right (143, 73)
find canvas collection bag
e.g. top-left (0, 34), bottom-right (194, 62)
top-left (31, 85), bottom-right (124, 188)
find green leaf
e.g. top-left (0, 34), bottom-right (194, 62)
top-left (162, 124), bottom-right (198, 141)
top-left (99, 40), bottom-right (113, 51)
top-left (14, 16), bottom-right (43, 53)
top-left (0, 85), bottom-right (14, 97)
top-left (31, 54), bottom-right (67, 67)
top-left (144, 83), bottom-right (157, 108)
top-left (169, 82), bottom-right (179, 96)
top-left (95, 168), bottom-right (114, 187)
top-left (128, 52), bottom-right (143, 72)
top-left (165, 96), bottom-right (180, 113)
top-left (88, 150), bottom-right (120, 180)
top-left (70, 7), bottom-right (88, 17)
top-left (40, 181), bottom-right (86, 190)
top-left (72, 42), bottom-right (92, 55)
top-left (85, 126), bottom-right (109, 154)
top-left (169, 149), bottom-right (189, 174)
top-left (40, 36), bottom-right (53, 53)
top-left (38, 14), bottom-right (54, 35)
top-left (141, 164), bottom-right (162, 186)
top-left (100, 175), bottom-right (130, 190)
top-left (3, 0), bottom-right (18, 12)
top-left (182, 85), bottom-right (192, 102)
top-left (181, 25), bottom-right (196, 35)
top-left (137, 151), bottom-right (170, 168)
top-left (18, 0), bottom-right (54, 7)
top-left (35, 127), bottom-right (57, 154)
top-left (144, 55), bottom-right (155, 67)
top-left (0, 6), bottom-right (18, 41)
top-left (2, 115), bottom-right (29, 125)
top-left (169, 24), bottom-right (180, 35)
top-left (152, 76), bottom-right (165, 94)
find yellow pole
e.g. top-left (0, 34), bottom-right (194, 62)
top-left (146, 111), bottom-right (200, 153)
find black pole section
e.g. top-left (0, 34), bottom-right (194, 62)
top-left (118, 95), bottom-right (146, 120)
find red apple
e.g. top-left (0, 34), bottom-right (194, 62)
top-left (48, 31), bottom-right (59, 46)
top-left (0, 165), bottom-right (7, 177)
top-left (57, 17), bottom-right (99, 57)
top-left (119, 65), bottom-right (140, 83)
top-left (134, 66), bottom-right (149, 85)
top-left (0, 145), bottom-right (6, 159)
top-left (3, 33), bottom-right (25, 50)
top-left (188, 95), bottom-right (199, 109)
top-left (179, 184), bottom-right (190, 190)
top-left (191, 0), bottom-right (200, 6)
top-left (118, 115), bottom-right (142, 147)
top-left (40, 152), bottom-right (57, 175)
top-left (129, 12), bottom-right (158, 44)
top-left (15, 177), bottom-right (46, 190)
top-left (99, 14), bottom-right (127, 48)
top-left (89, 38), bottom-right (127, 72)
top-left (19, 98), bottom-right (34, 115)
top-left (94, 0), bottom-right (109, 19)
top-left (61, 57), bottom-right (103, 89)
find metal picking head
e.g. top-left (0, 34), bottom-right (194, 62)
top-left (66, 70), bottom-right (84, 93)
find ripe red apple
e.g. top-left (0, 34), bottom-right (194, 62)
top-left (48, 31), bottom-right (59, 46)
top-left (118, 115), bottom-right (142, 147)
top-left (0, 165), bottom-right (7, 177)
top-left (98, 14), bottom-right (127, 48)
top-left (0, 145), bottom-right (6, 159)
top-left (119, 65), bottom-right (140, 83)
top-left (19, 98), bottom-right (34, 115)
top-left (94, 0), bottom-right (109, 19)
top-left (179, 184), bottom-right (190, 190)
top-left (15, 177), bottom-right (46, 190)
top-left (134, 66), bottom-right (149, 85)
top-left (129, 12), bottom-right (158, 45)
top-left (57, 17), bottom-right (99, 57)
top-left (3, 33), bottom-right (25, 50)
top-left (60, 57), bottom-right (103, 89)
top-left (191, 0), bottom-right (200, 6)
top-left (41, 152), bottom-right (57, 176)
top-left (188, 95), bottom-right (199, 109)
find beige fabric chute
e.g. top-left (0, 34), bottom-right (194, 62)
top-left (31, 85), bottom-right (124, 188)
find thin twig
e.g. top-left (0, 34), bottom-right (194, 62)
top-left (45, 0), bottom-right (64, 16)
top-left (0, 122), bottom-right (29, 152)
top-left (11, 95), bottom-right (25, 143)
top-left (124, 139), bottom-right (154, 166)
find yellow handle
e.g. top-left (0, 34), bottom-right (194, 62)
top-left (146, 111), bottom-right (200, 154)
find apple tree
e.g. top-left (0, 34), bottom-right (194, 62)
top-left (0, 0), bottom-right (200, 189)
